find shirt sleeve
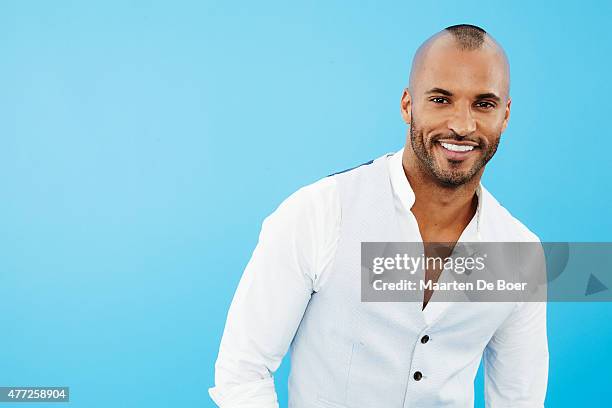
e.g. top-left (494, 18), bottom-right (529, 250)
top-left (483, 300), bottom-right (549, 407)
top-left (208, 176), bottom-right (341, 407)
top-left (483, 238), bottom-right (549, 408)
top-left (483, 222), bottom-right (549, 407)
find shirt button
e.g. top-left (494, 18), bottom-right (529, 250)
top-left (421, 335), bottom-right (429, 344)
top-left (413, 371), bottom-right (423, 381)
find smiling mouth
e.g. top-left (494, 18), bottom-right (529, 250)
top-left (436, 140), bottom-right (480, 161)
top-left (439, 141), bottom-right (478, 152)
top-left (440, 142), bottom-right (474, 152)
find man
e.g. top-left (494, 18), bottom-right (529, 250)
top-left (209, 24), bottom-right (548, 407)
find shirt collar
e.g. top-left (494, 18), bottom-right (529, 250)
top-left (388, 147), bottom-right (484, 241)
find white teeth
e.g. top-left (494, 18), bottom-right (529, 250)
top-left (440, 142), bottom-right (475, 152)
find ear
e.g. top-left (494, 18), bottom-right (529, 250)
top-left (400, 88), bottom-right (412, 125)
top-left (501, 97), bottom-right (511, 132)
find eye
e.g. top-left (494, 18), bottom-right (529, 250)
top-left (475, 101), bottom-right (495, 110)
top-left (430, 97), bottom-right (449, 104)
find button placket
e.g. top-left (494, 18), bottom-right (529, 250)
top-left (412, 331), bottom-right (430, 383)
top-left (402, 329), bottom-right (430, 407)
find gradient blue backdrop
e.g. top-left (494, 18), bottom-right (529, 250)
top-left (1, 1), bottom-right (611, 407)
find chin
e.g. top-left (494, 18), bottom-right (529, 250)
top-left (433, 165), bottom-right (477, 186)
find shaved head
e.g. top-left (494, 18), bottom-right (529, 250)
top-left (445, 24), bottom-right (487, 50)
top-left (409, 24), bottom-right (510, 98)
top-left (400, 24), bottom-right (513, 187)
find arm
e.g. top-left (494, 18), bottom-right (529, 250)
top-left (484, 299), bottom-right (549, 407)
top-left (208, 177), bottom-right (340, 407)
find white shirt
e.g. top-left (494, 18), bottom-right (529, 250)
top-left (209, 147), bottom-right (548, 407)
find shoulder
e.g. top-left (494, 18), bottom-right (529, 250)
top-left (274, 152), bottom-right (387, 222)
top-left (260, 176), bottom-right (340, 255)
top-left (268, 175), bottom-right (339, 224)
top-left (479, 185), bottom-right (541, 243)
top-left (260, 175), bottom-right (340, 290)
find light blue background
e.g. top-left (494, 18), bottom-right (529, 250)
top-left (1, 1), bottom-right (611, 407)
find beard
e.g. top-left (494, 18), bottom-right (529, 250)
top-left (409, 117), bottom-right (501, 187)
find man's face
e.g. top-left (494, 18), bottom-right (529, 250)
top-left (402, 38), bottom-right (511, 186)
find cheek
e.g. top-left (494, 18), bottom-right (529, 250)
top-left (413, 117), bottom-right (445, 143)
top-left (477, 117), bottom-right (505, 141)
top-left (417, 109), bottom-right (447, 127)
top-left (417, 128), bottom-right (438, 146)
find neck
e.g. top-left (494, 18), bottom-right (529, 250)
top-left (402, 140), bottom-right (481, 242)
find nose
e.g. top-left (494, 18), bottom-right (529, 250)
top-left (447, 102), bottom-right (476, 137)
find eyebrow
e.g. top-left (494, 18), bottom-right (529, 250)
top-left (425, 87), bottom-right (453, 96)
top-left (425, 88), bottom-right (501, 103)
top-left (475, 92), bottom-right (501, 103)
